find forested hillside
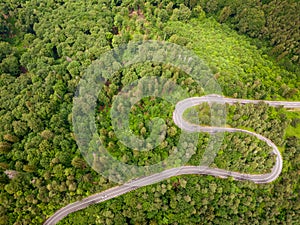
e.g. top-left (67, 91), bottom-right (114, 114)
top-left (0, 0), bottom-right (299, 224)
top-left (198, 0), bottom-right (300, 67)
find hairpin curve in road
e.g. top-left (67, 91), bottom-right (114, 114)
top-left (44, 95), bottom-right (300, 225)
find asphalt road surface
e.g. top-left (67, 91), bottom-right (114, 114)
top-left (44, 95), bottom-right (300, 225)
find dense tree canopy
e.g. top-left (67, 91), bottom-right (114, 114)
top-left (0, 0), bottom-right (299, 224)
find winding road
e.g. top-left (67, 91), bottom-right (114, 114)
top-left (44, 95), bottom-right (300, 225)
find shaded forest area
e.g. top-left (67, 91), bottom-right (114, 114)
top-left (199, 0), bottom-right (300, 67)
top-left (0, 0), bottom-right (299, 224)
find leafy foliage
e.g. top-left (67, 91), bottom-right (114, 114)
top-left (0, 0), bottom-right (299, 224)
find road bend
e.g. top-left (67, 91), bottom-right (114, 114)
top-left (44, 95), bottom-right (300, 224)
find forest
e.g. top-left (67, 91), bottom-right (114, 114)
top-left (0, 0), bottom-right (299, 224)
